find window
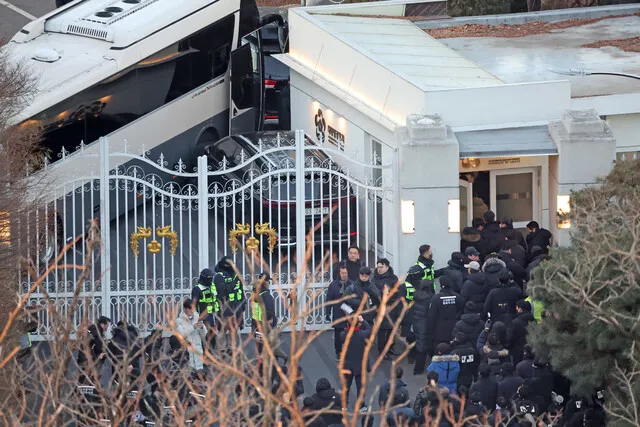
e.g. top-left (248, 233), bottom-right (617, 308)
top-left (35, 15), bottom-right (236, 159)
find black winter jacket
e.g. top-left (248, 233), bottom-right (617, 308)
top-left (439, 260), bottom-right (466, 294)
top-left (483, 283), bottom-right (523, 324)
top-left (460, 272), bottom-right (490, 310)
top-left (481, 222), bottom-right (506, 254)
top-left (452, 313), bottom-right (484, 345)
top-left (526, 228), bottom-right (552, 256)
top-left (497, 375), bottom-right (523, 401)
top-left (516, 358), bottom-right (534, 379)
top-left (307, 382), bottom-right (342, 426)
top-left (476, 322), bottom-right (507, 354)
top-left (379, 378), bottom-right (410, 408)
top-left (482, 257), bottom-right (508, 291)
top-left (480, 343), bottom-right (510, 375)
top-left (460, 227), bottom-right (490, 262)
top-left (77, 324), bottom-right (105, 365)
top-left (525, 254), bottom-right (549, 282)
top-left (507, 311), bottom-right (535, 364)
top-left (345, 280), bottom-right (381, 323)
top-left (372, 268), bottom-right (400, 330)
top-left (326, 278), bottom-right (353, 328)
top-left (469, 375), bottom-right (498, 411)
top-left (340, 321), bottom-right (372, 375)
top-left (214, 261), bottom-right (244, 316)
top-left (426, 289), bottom-right (463, 347)
top-left (451, 341), bottom-right (478, 389)
top-left (412, 286), bottom-right (433, 353)
top-left (333, 258), bottom-right (362, 282)
top-left (499, 251), bottom-right (526, 287)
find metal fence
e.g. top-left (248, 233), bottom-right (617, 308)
top-left (20, 130), bottom-right (397, 339)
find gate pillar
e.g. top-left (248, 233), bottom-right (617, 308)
top-left (394, 115), bottom-right (460, 275)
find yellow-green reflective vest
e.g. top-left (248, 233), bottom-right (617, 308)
top-left (404, 282), bottom-right (415, 301)
top-left (221, 274), bottom-right (243, 302)
top-left (197, 284), bottom-right (219, 314)
top-left (526, 296), bottom-right (544, 323)
top-left (252, 291), bottom-right (269, 322)
top-left (416, 260), bottom-right (435, 281)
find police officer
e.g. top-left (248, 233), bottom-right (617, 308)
top-left (191, 268), bottom-right (219, 348)
top-left (214, 256), bottom-right (245, 344)
top-left (251, 272), bottom-right (286, 370)
top-left (402, 265), bottom-right (422, 363)
top-left (416, 244), bottom-right (436, 282)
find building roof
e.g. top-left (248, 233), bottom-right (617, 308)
top-left (310, 13), bottom-right (505, 91)
top-left (456, 125), bottom-right (557, 158)
top-left (433, 14), bottom-right (640, 98)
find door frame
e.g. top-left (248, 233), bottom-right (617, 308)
top-left (459, 179), bottom-right (473, 230)
top-left (489, 167), bottom-right (539, 229)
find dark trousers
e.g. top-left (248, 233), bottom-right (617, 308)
top-left (344, 373), bottom-right (364, 404)
top-left (413, 351), bottom-right (429, 374)
top-left (377, 329), bottom-right (393, 354)
top-left (334, 327), bottom-right (344, 358)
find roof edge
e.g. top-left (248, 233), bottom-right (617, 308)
top-left (416, 4), bottom-right (640, 29)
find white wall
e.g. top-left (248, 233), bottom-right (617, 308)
top-left (396, 126), bottom-right (460, 272)
top-left (290, 83), bottom-right (400, 266)
top-left (424, 81), bottom-right (572, 127)
top-left (607, 113), bottom-right (640, 151)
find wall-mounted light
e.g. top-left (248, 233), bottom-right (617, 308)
top-left (401, 200), bottom-right (415, 234)
top-left (557, 195), bottom-right (571, 229)
top-left (461, 158), bottom-right (480, 168)
top-left (338, 116), bottom-right (346, 128)
top-left (311, 99), bottom-right (320, 112)
top-left (448, 199), bottom-right (460, 233)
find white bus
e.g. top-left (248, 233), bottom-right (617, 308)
top-left (6, 0), bottom-right (284, 173)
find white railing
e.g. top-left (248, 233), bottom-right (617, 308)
top-left (20, 130), bottom-right (397, 338)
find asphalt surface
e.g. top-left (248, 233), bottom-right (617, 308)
top-left (0, 0), bottom-right (52, 41)
top-left (0, 1), bottom-right (286, 43)
top-left (29, 330), bottom-right (430, 425)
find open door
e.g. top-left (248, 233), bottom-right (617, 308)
top-left (490, 167), bottom-right (539, 229)
top-left (229, 30), bottom-right (263, 134)
top-left (459, 179), bottom-right (473, 231)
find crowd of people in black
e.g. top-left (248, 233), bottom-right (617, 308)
top-left (320, 210), bottom-right (605, 426)
top-left (64, 210), bottom-right (605, 425)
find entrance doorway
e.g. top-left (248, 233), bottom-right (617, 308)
top-left (459, 168), bottom-right (539, 230)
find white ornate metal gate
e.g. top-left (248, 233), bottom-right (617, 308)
top-left (20, 130), bottom-right (396, 339)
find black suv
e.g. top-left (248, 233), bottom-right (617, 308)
top-left (260, 25), bottom-right (290, 130)
top-left (200, 131), bottom-right (357, 248)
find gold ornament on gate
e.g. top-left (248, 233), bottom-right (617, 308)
top-left (130, 225), bottom-right (180, 257)
top-left (156, 225), bottom-right (179, 256)
top-left (130, 227), bottom-right (152, 258)
top-left (229, 222), bottom-right (277, 254)
top-left (147, 240), bottom-right (162, 254)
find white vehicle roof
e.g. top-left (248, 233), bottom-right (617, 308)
top-left (4, 0), bottom-right (239, 124)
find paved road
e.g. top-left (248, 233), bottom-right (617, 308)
top-left (31, 330), bottom-right (429, 425)
top-left (0, 0), bottom-right (52, 41)
top-left (0, 1), bottom-right (286, 43)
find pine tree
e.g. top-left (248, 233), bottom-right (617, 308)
top-left (527, 158), bottom-right (640, 426)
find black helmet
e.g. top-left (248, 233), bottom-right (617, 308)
top-left (406, 265), bottom-right (423, 280)
top-left (219, 256), bottom-right (233, 270)
top-left (199, 268), bottom-right (214, 286)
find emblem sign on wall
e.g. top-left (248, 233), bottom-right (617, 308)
top-left (314, 108), bottom-right (345, 151)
